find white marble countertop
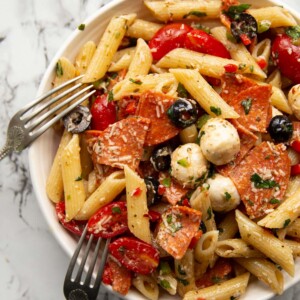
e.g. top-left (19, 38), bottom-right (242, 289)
top-left (1, 0), bottom-right (300, 299)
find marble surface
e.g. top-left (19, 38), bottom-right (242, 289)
top-left (0, 0), bottom-right (300, 299)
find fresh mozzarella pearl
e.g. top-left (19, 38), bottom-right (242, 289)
top-left (207, 174), bottom-right (240, 212)
top-left (171, 143), bottom-right (208, 188)
top-left (288, 84), bottom-right (300, 120)
top-left (200, 118), bottom-right (240, 165)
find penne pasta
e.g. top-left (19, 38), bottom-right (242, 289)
top-left (217, 210), bottom-right (239, 241)
top-left (258, 187), bottom-right (300, 229)
top-left (183, 272), bottom-right (250, 300)
top-left (266, 69), bottom-right (282, 88)
top-left (236, 210), bottom-right (294, 276)
top-left (235, 258), bottom-right (284, 294)
top-left (251, 38), bottom-right (271, 72)
top-left (75, 41), bottom-right (96, 76)
top-left (286, 218), bottom-right (300, 238)
top-left (127, 19), bottom-right (162, 41)
top-left (108, 47), bottom-right (136, 72)
top-left (82, 14), bottom-right (136, 83)
top-left (170, 68), bottom-right (239, 118)
top-left (46, 130), bottom-right (72, 203)
top-left (75, 171), bottom-right (126, 220)
top-left (144, 0), bottom-right (221, 22)
top-left (132, 275), bottom-right (159, 300)
top-left (61, 134), bottom-right (86, 221)
top-left (124, 165), bottom-right (151, 244)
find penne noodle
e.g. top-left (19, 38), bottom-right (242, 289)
top-left (183, 272), bottom-right (250, 300)
top-left (236, 210), bottom-right (294, 276)
top-left (75, 41), bottom-right (96, 76)
top-left (46, 130), bottom-right (72, 203)
top-left (108, 47), bottom-right (136, 72)
top-left (127, 19), bottom-right (162, 41)
top-left (144, 0), bottom-right (221, 22)
top-left (284, 239), bottom-right (300, 256)
top-left (82, 14), bottom-right (136, 83)
top-left (61, 134), bottom-right (86, 221)
top-left (285, 176), bottom-right (300, 198)
top-left (286, 218), bottom-right (300, 238)
top-left (217, 210), bottom-right (239, 241)
top-left (267, 69), bottom-right (282, 88)
top-left (75, 171), bottom-right (125, 220)
top-left (235, 258), bottom-right (284, 294)
top-left (170, 68), bottom-right (239, 118)
top-left (132, 275), bottom-right (159, 300)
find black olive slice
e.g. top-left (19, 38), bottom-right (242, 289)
top-left (150, 146), bottom-right (172, 172)
top-left (267, 115), bottom-right (293, 143)
top-left (145, 177), bottom-right (161, 206)
top-left (231, 13), bottom-right (258, 43)
top-left (63, 105), bottom-right (92, 133)
top-left (167, 98), bottom-right (198, 128)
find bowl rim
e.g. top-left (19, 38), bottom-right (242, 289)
top-left (28, 0), bottom-right (300, 299)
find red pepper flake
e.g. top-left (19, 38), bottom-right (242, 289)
top-left (181, 198), bottom-right (191, 207)
top-left (240, 33), bottom-right (252, 46)
top-left (145, 211), bottom-right (161, 222)
top-left (131, 187), bottom-right (142, 197)
top-left (125, 101), bottom-right (138, 115)
top-left (224, 64), bottom-right (238, 73)
top-left (158, 184), bottom-right (166, 195)
top-left (291, 164), bottom-right (300, 176)
top-left (257, 57), bottom-right (267, 69)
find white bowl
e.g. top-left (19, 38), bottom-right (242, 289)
top-left (29, 0), bottom-right (300, 299)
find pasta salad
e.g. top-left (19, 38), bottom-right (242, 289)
top-left (46, 0), bottom-right (300, 299)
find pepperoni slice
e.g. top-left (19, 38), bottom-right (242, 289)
top-left (136, 91), bottom-right (180, 146)
top-left (228, 142), bottom-right (290, 219)
top-left (156, 206), bottom-right (202, 259)
top-left (90, 117), bottom-right (150, 170)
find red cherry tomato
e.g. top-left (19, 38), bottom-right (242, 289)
top-left (148, 23), bottom-right (192, 61)
top-left (271, 34), bottom-right (300, 84)
top-left (184, 29), bottom-right (231, 59)
top-left (291, 140), bottom-right (300, 153)
top-left (291, 164), bottom-right (300, 176)
top-left (90, 93), bottom-right (116, 130)
top-left (109, 237), bottom-right (160, 274)
top-left (55, 202), bottom-right (84, 236)
top-left (87, 201), bottom-right (128, 238)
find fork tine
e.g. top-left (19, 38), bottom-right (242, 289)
top-left (21, 82), bottom-right (83, 122)
top-left (93, 238), bottom-right (111, 290)
top-left (84, 237), bottom-right (103, 285)
top-left (75, 233), bottom-right (95, 282)
top-left (64, 225), bottom-right (89, 282)
top-left (27, 84), bottom-right (94, 131)
top-left (18, 75), bottom-right (84, 116)
top-left (28, 90), bottom-right (95, 143)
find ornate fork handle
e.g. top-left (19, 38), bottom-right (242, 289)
top-left (0, 144), bottom-right (12, 161)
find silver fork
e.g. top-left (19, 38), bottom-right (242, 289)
top-left (0, 75), bottom-right (96, 161)
top-left (64, 225), bottom-right (111, 300)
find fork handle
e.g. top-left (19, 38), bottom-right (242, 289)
top-left (67, 289), bottom-right (89, 300)
top-left (0, 145), bottom-right (12, 161)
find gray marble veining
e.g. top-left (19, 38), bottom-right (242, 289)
top-left (0, 0), bottom-right (299, 299)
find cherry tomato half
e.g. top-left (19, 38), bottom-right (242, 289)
top-left (90, 93), bottom-right (116, 130)
top-left (271, 34), bottom-right (300, 84)
top-left (87, 201), bottom-right (128, 238)
top-left (148, 23), bottom-right (192, 61)
top-left (184, 29), bottom-right (231, 59)
top-left (109, 237), bottom-right (160, 274)
top-left (291, 140), bottom-right (300, 153)
top-left (291, 164), bottom-right (300, 176)
top-left (55, 202), bottom-right (84, 236)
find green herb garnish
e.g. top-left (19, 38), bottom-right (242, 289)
top-left (177, 83), bottom-right (189, 98)
top-left (78, 24), bottom-right (85, 30)
top-left (210, 106), bottom-right (222, 116)
top-left (286, 25), bottom-right (300, 42)
top-left (207, 207), bottom-right (212, 220)
top-left (241, 98), bottom-right (252, 115)
top-left (196, 114), bottom-right (211, 129)
top-left (129, 78), bottom-right (143, 85)
top-left (269, 198), bottom-right (280, 204)
top-left (183, 11), bottom-right (207, 19)
top-left (250, 173), bottom-right (279, 189)
top-left (159, 279), bottom-right (171, 289)
top-left (284, 219), bottom-right (291, 228)
top-left (56, 60), bottom-right (63, 77)
top-left (177, 158), bottom-right (189, 167)
top-left (223, 4), bottom-right (251, 20)
top-left (108, 90), bottom-right (114, 102)
top-left (75, 175), bottom-right (82, 181)
top-left (177, 278), bottom-right (189, 286)
top-left (224, 192), bottom-right (231, 201)
top-left (112, 206), bottom-right (122, 214)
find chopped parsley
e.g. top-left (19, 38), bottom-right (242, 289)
top-left (247, 199), bottom-right (254, 206)
top-left (129, 78), bottom-right (142, 85)
top-left (223, 4), bottom-right (251, 20)
top-left (112, 206), bottom-right (122, 214)
top-left (191, 23), bottom-right (210, 33)
top-left (269, 198), bottom-right (280, 204)
top-left (224, 192), bottom-right (231, 201)
top-left (250, 173), bottom-right (279, 189)
top-left (78, 23), bottom-right (85, 31)
top-left (183, 11), bottom-right (207, 19)
top-left (177, 265), bottom-right (187, 276)
top-left (258, 20), bottom-right (271, 33)
top-left (177, 83), bottom-right (188, 98)
top-left (197, 130), bottom-right (205, 143)
top-left (238, 63), bottom-right (246, 70)
top-left (159, 279), bottom-right (171, 289)
top-left (75, 175), bottom-right (82, 181)
top-left (206, 207), bottom-right (212, 220)
top-left (212, 276), bottom-right (222, 284)
top-left (283, 218), bottom-right (291, 228)
top-left (177, 278), bottom-right (189, 286)
top-left (210, 106), bottom-right (222, 116)
top-left (286, 25), bottom-right (300, 42)
top-left (159, 261), bottom-right (172, 275)
top-left (108, 90), bottom-right (114, 102)
top-left (177, 158), bottom-right (189, 167)
top-left (56, 60), bottom-right (63, 77)
top-left (241, 98), bottom-right (252, 115)
top-left (162, 177), bottom-right (171, 187)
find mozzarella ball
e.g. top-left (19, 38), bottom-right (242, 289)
top-left (171, 143), bottom-right (208, 188)
top-left (200, 118), bottom-right (240, 165)
top-left (288, 84), bottom-right (300, 120)
top-left (206, 174), bottom-right (240, 212)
